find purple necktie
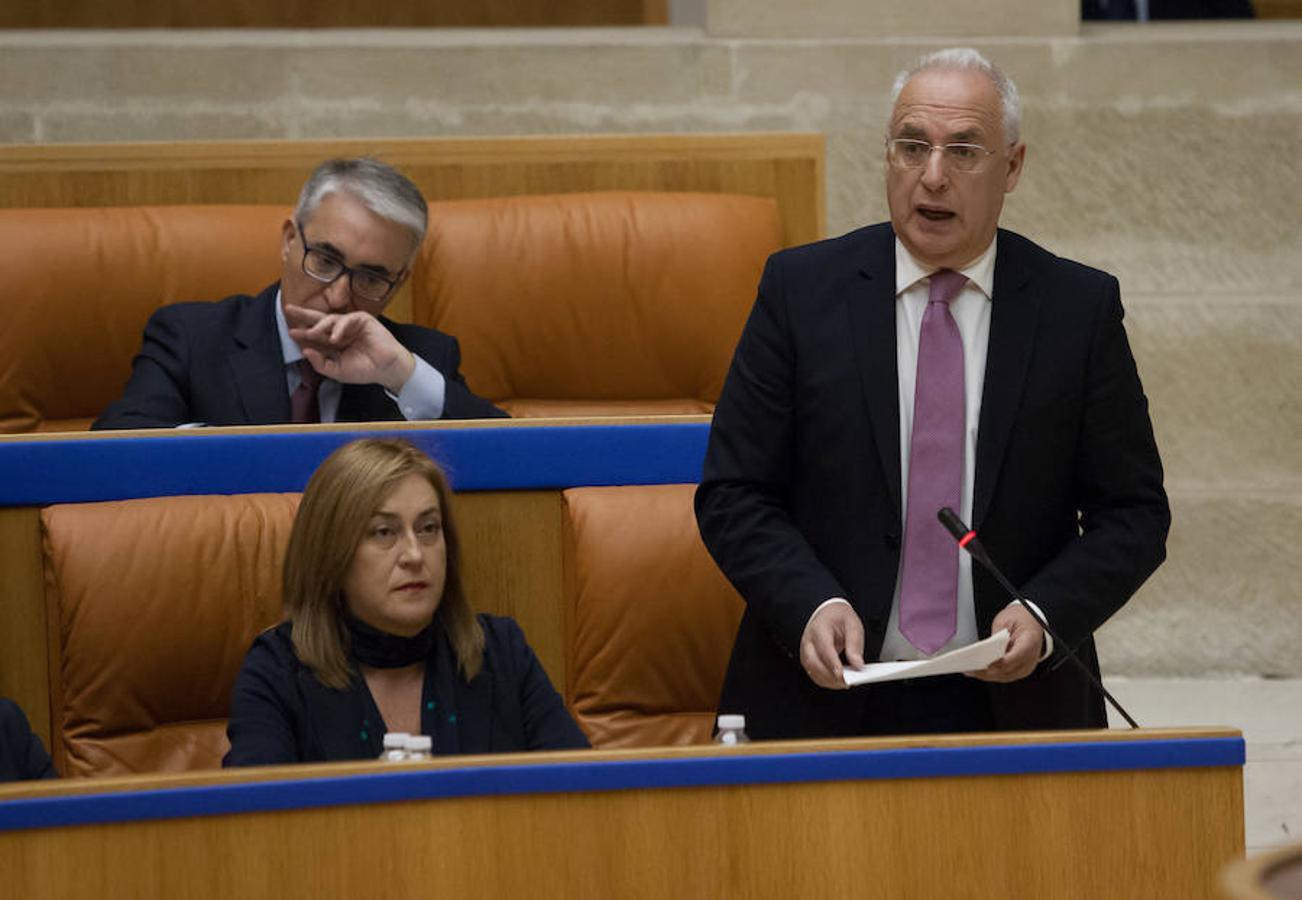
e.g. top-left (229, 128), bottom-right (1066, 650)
top-left (290, 359), bottom-right (322, 424)
top-left (898, 269), bottom-right (968, 655)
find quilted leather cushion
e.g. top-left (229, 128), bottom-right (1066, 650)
top-left (42, 492), bottom-right (298, 776)
top-left (563, 484), bottom-right (744, 748)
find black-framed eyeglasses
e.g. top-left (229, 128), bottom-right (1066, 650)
top-left (295, 220), bottom-right (402, 303)
top-left (886, 138), bottom-right (999, 174)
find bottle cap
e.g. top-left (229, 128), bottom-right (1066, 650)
top-left (382, 732), bottom-right (411, 749)
top-left (717, 714), bottom-right (746, 731)
top-left (405, 735), bottom-right (433, 752)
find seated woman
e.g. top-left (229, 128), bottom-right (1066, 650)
top-left (225, 438), bottom-right (589, 765)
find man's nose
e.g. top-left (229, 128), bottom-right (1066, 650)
top-left (324, 275), bottom-right (354, 312)
top-left (920, 147), bottom-right (949, 190)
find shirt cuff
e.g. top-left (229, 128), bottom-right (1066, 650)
top-left (801, 597), bottom-right (853, 646)
top-left (1013, 598), bottom-right (1054, 661)
top-left (386, 354), bottom-right (446, 420)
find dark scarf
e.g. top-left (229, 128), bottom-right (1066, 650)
top-left (344, 611), bottom-right (436, 669)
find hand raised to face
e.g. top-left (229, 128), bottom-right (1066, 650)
top-left (284, 304), bottom-right (416, 395)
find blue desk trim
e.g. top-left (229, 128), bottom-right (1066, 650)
top-left (0, 423), bottom-right (710, 504)
top-left (0, 736), bottom-right (1244, 833)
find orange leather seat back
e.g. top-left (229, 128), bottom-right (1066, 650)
top-left (2, 193), bottom-right (781, 430)
top-left (563, 484), bottom-right (744, 747)
top-left (41, 493), bottom-right (298, 776)
top-left (0, 205), bottom-right (286, 433)
top-left (414, 192), bottom-right (781, 417)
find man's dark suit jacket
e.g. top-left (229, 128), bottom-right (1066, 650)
top-left (0, 698), bottom-right (57, 782)
top-left (695, 223), bottom-right (1170, 738)
top-left (223, 615), bottom-right (589, 765)
top-left (93, 283), bottom-right (506, 429)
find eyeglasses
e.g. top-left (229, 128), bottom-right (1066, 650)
top-left (886, 138), bottom-right (999, 174)
top-left (295, 220), bottom-right (401, 303)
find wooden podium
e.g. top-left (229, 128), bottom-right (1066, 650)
top-left (0, 727), bottom-right (1243, 899)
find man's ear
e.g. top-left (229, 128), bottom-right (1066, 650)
top-left (280, 218), bottom-right (297, 262)
top-left (1004, 142), bottom-right (1027, 194)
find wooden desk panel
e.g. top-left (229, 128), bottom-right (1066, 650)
top-left (0, 507), bottom-right (47, 741)
top-left (0, 133), bottom-right (824, 249)
top-left (0, 730), bottom-right (1246, 899)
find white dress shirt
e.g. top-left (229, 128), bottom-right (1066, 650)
top-left (806, 238), bottom-right (1051, 662)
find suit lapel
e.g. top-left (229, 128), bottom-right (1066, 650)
top-left (229, 285), bottom-right (292, 424)
top-left (850, 227), bottom-right (903, 520)
top-left (974, 231), bottom-right (1039, 526)
top-left (451, 668), bottom-right (494, 754)
top-left (298, 668), bottom-right (380, 760)
top-left (428, 624), bottom-right (494, 755)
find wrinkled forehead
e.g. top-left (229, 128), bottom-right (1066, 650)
top-left (300, 190), bottom-right (422, 266)
top-left (373, 472), bottom-right (444, 516)
top-left (306, 185), bottom-right (419, 233)
top-left (889, 68), bottom-right (1005, 141)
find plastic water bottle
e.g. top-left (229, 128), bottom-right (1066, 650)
top-left (404, 734), bottom-right (433, 761)
top-left (715, 714), bottom-right (750, 746)
top-left (379, 732), bottom-right (411, 762)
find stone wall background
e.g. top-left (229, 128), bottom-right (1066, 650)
top-left (1, 19), bottom-right (1298, 850)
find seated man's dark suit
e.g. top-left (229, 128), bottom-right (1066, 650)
top-left (94, 283), bottom-right (505, 429)
top-left (696, 223), bottom-right (1170, 739)
top-left (0, 698), bottom-right (57, 782)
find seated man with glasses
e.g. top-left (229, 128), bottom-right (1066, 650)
top-left (94, 158), bottom-right (505, 429)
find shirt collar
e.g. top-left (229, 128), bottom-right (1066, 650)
top-left (894, 235), bottom-right (998, 300)
top-left (273, 288), bottom-right (304, 366)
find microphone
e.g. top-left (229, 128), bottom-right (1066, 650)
top-left (937, 507), bottom-right (1140, 729)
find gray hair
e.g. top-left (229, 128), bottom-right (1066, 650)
top-left (889, 47), bottom-right (1022, 146)
top-left (294, 158), bottom-right (428, 250)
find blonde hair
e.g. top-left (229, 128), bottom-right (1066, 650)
top-left (283, 438), bottom-right (484, 690)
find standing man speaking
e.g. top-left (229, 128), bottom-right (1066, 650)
top-left (696, 49), bottom-right (1169, 738)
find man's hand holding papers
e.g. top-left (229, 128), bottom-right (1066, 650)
top-left (842, 629), bottom-right (1011, 687)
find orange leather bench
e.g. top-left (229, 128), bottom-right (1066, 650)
top-left (563, 484), bottom-right (744, 747)
top-left (0, 205), bottom-right (284, 433)
top-left (42, 494), bottom-right (299, 775)
top-left (1, 191), bottom-right (780, 432)
top-left (416, 192), bottom-right (779, 419)
top-left (40, 483), bottom-right (743, 776)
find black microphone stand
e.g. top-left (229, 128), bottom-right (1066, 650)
top-left (937, 507), bottom-right (1140, 729)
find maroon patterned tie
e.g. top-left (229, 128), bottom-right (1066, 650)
top-left (290, 359), bottom-right (322, 424)
top-left (898, 269), bottom-right (968, 654)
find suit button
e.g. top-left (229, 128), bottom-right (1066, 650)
top-left (884, 533), bottom-right (900, 550)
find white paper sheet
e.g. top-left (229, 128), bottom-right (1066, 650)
top-left (841, 629), bottom-right (1010, 687)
